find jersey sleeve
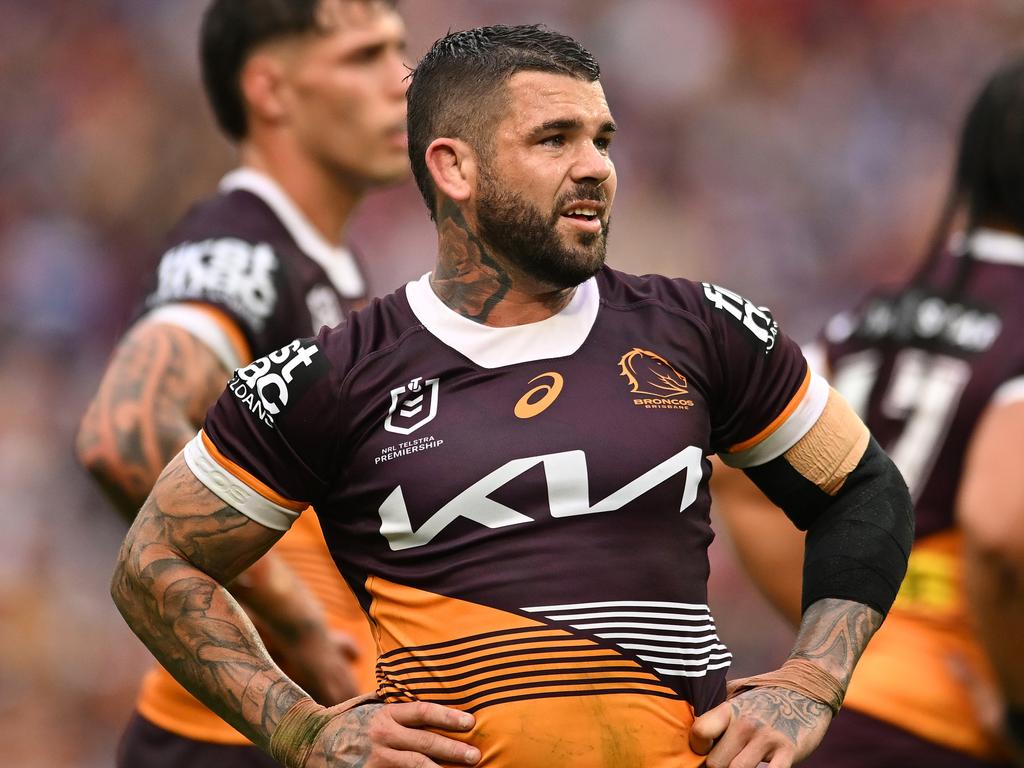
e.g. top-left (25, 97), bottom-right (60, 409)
top-left (183, 328), bottom-right (345, 530)
top-left (697, 282), bottom-right (829, 467)
top-left (142, 214), bottom-right (284, 356)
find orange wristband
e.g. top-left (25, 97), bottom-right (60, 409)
top-left (726, 658), bottom-right (846, 715)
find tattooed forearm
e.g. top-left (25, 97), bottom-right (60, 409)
top-left (790, 598), bottom-right (883, 688)
top-left (111, 455), bottom-right (302, 748)
top-left (77, 321), bottom-right (230, 520)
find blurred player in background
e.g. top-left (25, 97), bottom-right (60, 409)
top-left (110, 25), bottom-right (912, 768)
top-left (76, 1), bottom-right (408, 766)
top-left (714, 56), bottom-right (1024, 767)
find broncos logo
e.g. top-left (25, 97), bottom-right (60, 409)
top-left (618, 348), bottom-right (690, 398)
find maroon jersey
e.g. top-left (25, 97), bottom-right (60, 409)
top-left (819, 230), bottom-right (1024, 539)
top-left (814, 228), bottom-right (1024, 761)
top-left (143, 168), bottom-right (367, 357)
top-left (187, 267), bottom-right (824, 766)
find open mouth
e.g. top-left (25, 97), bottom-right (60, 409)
top-left (560, 202), bottom-right (605, 232)
top-left (562, 207), bottom-right (600, 223)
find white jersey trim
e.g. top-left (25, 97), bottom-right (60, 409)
top-left (953, 228), bottom-right (1024, 267)
top-left (720, 372), bottom-right (831, 468)
top-left (405, 272), bottom-right (600, 369)
top-left (183, 433), bottom-right (299, 531)
top-left (220, 168), bottom-right (366, 298)
top-left (993, 376), bottom-right (1024, 406)
top-left (141, 304), bottom-right (243, 372)
top-left (801, 341), bottom-right (829, 378)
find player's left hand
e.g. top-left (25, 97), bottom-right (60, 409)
top-left (278, 627), bottom-right (362, 706)
top-left (689, 686), bottom-right (832, 767)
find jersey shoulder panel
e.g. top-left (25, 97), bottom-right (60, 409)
top-left (143, 189), bottom-right (297, 348)
top-left (199, 285), bottom-right (422, 511)
top-left (600, 269), bottom-right (811, 458)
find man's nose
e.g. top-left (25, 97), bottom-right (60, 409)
top-left (570, 142), bottom-right (613, 185)
top-left (387, 51), bottom-right (409, 98)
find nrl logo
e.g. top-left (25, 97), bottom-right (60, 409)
top-left (618, 348), bottom-right (694, 410)
top-left (385, 377), bottom-right (440, 435)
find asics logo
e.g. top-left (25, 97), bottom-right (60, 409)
top-left (514, 372), bottom-right (564, 419)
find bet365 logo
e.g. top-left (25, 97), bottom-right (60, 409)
top-left (229, 339), bottom-right (322, 427)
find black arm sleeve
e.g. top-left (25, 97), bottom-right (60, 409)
top-left (744, 438), bottom-right (914, 616)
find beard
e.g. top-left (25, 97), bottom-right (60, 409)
top-left (474, 170), bottom-right (610, 290)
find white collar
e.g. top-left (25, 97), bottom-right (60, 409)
top-left (219, 168), bottom-right (366, 297)
top-left (954, 228), bottom-right (1024, 267)
top-left (404, 272), bottom-right (601, 369)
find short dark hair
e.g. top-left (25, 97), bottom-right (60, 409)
top-left (200, 0), bottom-right (396, 141)
top-left (406, 24), bottom-right (601, 217)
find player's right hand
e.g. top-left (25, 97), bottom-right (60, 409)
top-left (304, 700), bottom-right (480, 768)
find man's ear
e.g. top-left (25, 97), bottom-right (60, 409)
top-left (425, 138), bottom-right (477, 204)
top-left (240, 52), bottom-right (288, 128)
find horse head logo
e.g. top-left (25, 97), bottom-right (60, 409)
top-left (618, 348), bottom-right (689, 398)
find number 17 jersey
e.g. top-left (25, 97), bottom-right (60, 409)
top-left (190, 266), bottom-right (824, 767)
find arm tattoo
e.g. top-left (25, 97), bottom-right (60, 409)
top-left (112, 456), bottom-right (304, 748)
top-left (730, 687), bottom-right (830, 745)
top-left (78, 321), bottom-right (230, 519)
top-left (728, 599), bottom-right (881, 746)
top-left (790, 597), bottom-right (883, 689)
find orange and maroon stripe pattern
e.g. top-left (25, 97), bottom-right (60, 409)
top-left (376, 626), bottom-right (679, 713)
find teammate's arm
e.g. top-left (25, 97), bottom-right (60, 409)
top-left (112, 453), bottom-right (479, 767)
top-left (78, 318), bottom-right (358, 703)
top-left (76, 321), bottom-right (227, 519)
top-left (695, 388), bottom-right (913, 766)
top-left (958, 397), bottom-right (1024, 762)
top-left (710, 458), bottom-right (804, 627)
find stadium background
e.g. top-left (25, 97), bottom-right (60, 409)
top-left (3, 1), bottom-right (1022, 765)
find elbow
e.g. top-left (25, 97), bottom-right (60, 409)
top-left (75, 404), bottom-right (148, 519)
top-left (75, 402), bottom-right (114, 479)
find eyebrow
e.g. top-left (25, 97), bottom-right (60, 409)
top-left (530, 118), bottom-right (618, 136)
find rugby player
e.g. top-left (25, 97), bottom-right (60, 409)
top-left (77, 1), bottom-right (408, 766)
top-left (110, 25), bottom-right (913, 767)
top-left (714, 57), bottom-right (1024, 767)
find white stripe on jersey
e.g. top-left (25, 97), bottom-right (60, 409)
top-left (523, 601), bottom-right (732, 679)
top-left (720, 371), bottom-right (830, 468)
top-left (143, 304), bottom-right (243, 372)
top-left (184, 433), bottom-right (300, 531)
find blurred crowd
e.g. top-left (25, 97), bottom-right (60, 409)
top-left (3, 1), bottom-right (1023, 765)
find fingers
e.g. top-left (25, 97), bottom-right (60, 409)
top-left (385, 702), bottom-right (480, 765)
top-left (389, 701), bottom-right (475, 732)
top-left (384, 726), bottom-right (480, 766)
top-left (689, 700), bottom-right (732, 755)
top-left (701, 725), bottom-right (794, 768)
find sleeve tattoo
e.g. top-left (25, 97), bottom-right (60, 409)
top-left (77, 321), bottom-right (230, 519)
top-left (729, 598), bottom-right (882, 743)
top-left (111, 455), bottom-right (305, 747)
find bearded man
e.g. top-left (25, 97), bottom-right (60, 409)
top-left (109, 24), bottom-right (913, 768)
